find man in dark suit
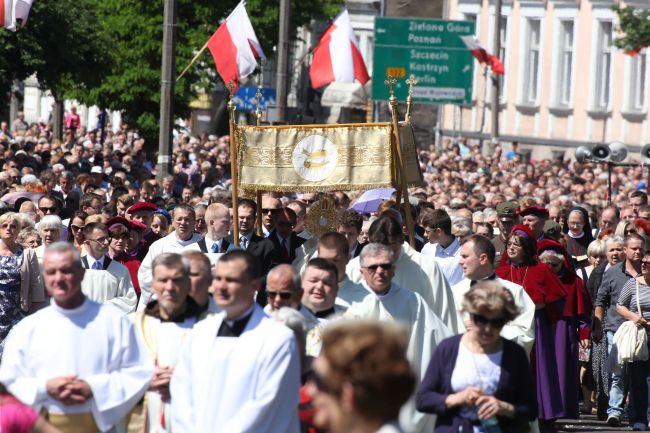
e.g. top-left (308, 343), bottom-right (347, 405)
top-left (226, 198), bottom-right (265, 253)
top-left (257, 207), bottom-right (306, 276)
top-left (336, 209), bottom-right (366, 259)
top-left (53, 171), bottom-right (80, 220)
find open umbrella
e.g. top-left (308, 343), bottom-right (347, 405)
top-left (350, 188), bottom-right (396, 214)
top-left (1, 191), bottom-right (44, 207)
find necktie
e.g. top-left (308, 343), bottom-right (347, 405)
top-left (240, 236), bottom-right (248, 250)
top-left (281, 239), bottom-right (289, 260)
top-left (211, 242), bottom-right (219, 253)
top-left (92, 260), bottom-right (102, 270)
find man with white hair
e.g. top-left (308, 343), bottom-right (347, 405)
top-left (346, 243), bottom-right (451, 433)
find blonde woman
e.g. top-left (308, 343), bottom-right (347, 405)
top-left (0, 212), bottom-right (45, 354)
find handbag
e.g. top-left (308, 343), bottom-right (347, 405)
top-left (613, 279), bottom-right (649, 364)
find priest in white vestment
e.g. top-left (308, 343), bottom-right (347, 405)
top-left (346, 216), bottom-right (460, 333)
top-left (171, 250), bottom-right (300, 433)
top-left (450, 235), bottom-right (535, 354)
top-left (138, 205), bottom-right (202, 310)
top-left (130, 253), bottom-right (207, 433)
top-left (345, 243), bottom-right (452, 433)
top-left (80, 222), bottom-right (137, 313)
top-left (0, 242), bottom-right (152, 433)
top-left (262, 264), bottom-right (324, 357)
top-left (317, 232), bottom-right (370, 309)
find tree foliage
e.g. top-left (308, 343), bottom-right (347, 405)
top-left (613, 6), bottom-right (650, 52)
top-left (0, 0), bottom-right (108, 104)
top-left (69, 0), bottom-right (344, 145)
top-left (1, 0), bottom-right (343, 141)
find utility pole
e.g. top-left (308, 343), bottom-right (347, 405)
top-left (276, 0), bottom-right (290, 122)
top-left (490, 0), bottom-right (502, 148)
top-left (157, 0), bottom-right (177, 183)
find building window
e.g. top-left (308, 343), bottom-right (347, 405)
top-left (522, 19), bottom-right (541, 105)
top-left (593, 21), bottom-right (612, 111)
top-left (556, 20), bottom-right (574, 106)
top-left (628, 54), bottom-right (648, 112)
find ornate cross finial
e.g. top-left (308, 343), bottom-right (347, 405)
top-left (255, 87), bottom-right (263, 126)
top-left (406, 75), bottom-right (418, 96)
top-left (226, 81), bottom-right (236, 95)
top-left (384, 77), bottom-right (397, 97)
top-left (405, 75), bottom-right (418, 122)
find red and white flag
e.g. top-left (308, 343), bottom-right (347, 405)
top-left (309, 9), bottom-right (370, 89)
top-left (1, 0), bottom-right (33, 31)
top-left (206, 1), bottom-right (265, 92)
top-left (460, 35), bottom-right (505, 75)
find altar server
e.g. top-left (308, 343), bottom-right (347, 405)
top-left (170, 250), bottom-right (300, 433)
top-left (0, 242), bottom-right (152, 433)
top-left (81, 222), bottom-right (137, 313)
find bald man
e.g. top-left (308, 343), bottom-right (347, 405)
top-left (198, 203), bottom-right (232, 254)
top-left (263, 264), bottom-right (303, 312)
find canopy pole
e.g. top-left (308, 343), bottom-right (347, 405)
top-left (227, 81), bottom-right (240, 246)
top-left (385, 77), bottom-right (415, 247)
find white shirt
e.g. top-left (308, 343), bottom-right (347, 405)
top-left (82, 256), bottom-right (138, 314)
top-left (421, 237), bottom-right (464, 287)
top-left (0, 298), bottom-right (152, 431)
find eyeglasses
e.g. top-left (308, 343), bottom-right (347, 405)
top-left (262, 208), bottom-right (276, 214)
top-left (71, 225), bottom-right (85, 231)
top-left (39, 207), bottom-right (57, 214)
top-left (87, 237), bottom-right (110, 244)
top-left (363, 263), bottom-right (393, 272)
top-left (306, 371), bottom-right (331, 394)
top-left (470, 313), bottom-right (508, 329)
top-left (266, 291), bottom-right (293, 300)
top-left (642, 260), bottom-right (650, 267)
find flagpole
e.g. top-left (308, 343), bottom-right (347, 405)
top-left (254, 88), bottom-right (264, 237)
top-left (385, 77), bottom-right (415, 248)
top-left (227, 81), bottom-right (240, 247)
top-left (177, 40), bottom-right (209, 81)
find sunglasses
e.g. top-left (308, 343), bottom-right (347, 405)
top-left (262, 208), bottom-right (276, 214)
top-left (39, 207), bottom-right (57, 213)
top-left (471, 313), bottom-right (508, 329)
top-left (71, 225), bottom-right (85, 231)
top-left (642, 261), bottom-right (650, 267)
top-left (306, 371), bottom-right (331, 393)
top-left (364, 263), bottom-right (393, 272)
top-left (267, 291), bottom-right (293, 300)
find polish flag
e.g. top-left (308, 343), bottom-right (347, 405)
top-left (460, 35), bottom-right (505, 75)
top-left (309, 9), bottom-right (370, 89)
top-left (206, 1), bottom-right (266, 92)
top-left (1, 0), bottom-right (33, 31)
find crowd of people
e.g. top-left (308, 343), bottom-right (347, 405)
top-left (0, 114), bottom-right (650, 433)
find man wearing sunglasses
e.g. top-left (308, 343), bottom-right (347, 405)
top-left (263, 264), bottom-right (303, 313)
top-left (80, 222), bottom-right (138, 313)
top-left (451, 234), bottom-right (535, 354)
top-left (346, 243), bottom-right (451, 433)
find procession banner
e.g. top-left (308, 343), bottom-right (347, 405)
top-left (397, 122), bottom-right (425, 188)
top-left (237, 123), bottom-right (394, 192)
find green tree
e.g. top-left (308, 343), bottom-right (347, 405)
top-left (613, 6), bottom-right (650, 52)
top-left (0, 0), bottom-right (109, 114)
top-left (72, 0), bottom-right (343, 146)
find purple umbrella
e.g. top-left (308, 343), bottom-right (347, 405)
top-left (1, 191), bottom-right (45, 207)
top-left (351, 188), bottom-right (396, 214)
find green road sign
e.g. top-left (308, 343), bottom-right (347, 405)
top-left (372, 17), bottom-right (475, 105)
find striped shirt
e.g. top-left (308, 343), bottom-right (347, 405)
top-left (617, 278), bottom-right (650, 321)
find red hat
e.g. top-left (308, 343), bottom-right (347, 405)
top-left (128, 219), bottom-right (147, 232)
top-left (105, 216), bottom-right (130, 231)
top-left (517, 205), bottom-right (549, 219)
top-left (127, 201), bottom-right (158, 214)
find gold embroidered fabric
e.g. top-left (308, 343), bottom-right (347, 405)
top-left (237, 123), bottom-right (394, 192)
